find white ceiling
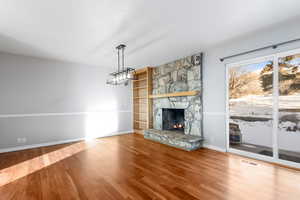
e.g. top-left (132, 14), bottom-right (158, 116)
top-left (0, 0), bottom-right (300, 68)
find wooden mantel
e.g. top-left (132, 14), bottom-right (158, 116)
top-left (149, 90), bottom-right (199, 99)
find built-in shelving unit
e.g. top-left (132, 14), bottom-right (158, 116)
top-left (132, 67), bottom-right (153, 134)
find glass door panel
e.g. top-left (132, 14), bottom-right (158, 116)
top-left (278, 53), bottom-right (300, 163)
top-left (229, 60), bottom-right (274, 156)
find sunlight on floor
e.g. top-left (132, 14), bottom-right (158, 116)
top-left (0, 142), bottom-right (95, 187)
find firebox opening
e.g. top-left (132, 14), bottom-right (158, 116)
top-left (162, 108), bottom-right (185, 132)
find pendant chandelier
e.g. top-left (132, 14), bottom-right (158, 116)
top-left (106, 44), bottom-right (136, 85)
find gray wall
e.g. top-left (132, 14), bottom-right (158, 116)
top-left (1, 18), bottom-right (300, 152)
top-left (202, 18), bottom-right (300, 150)
top-left (0, 53), bottom-right (132, 150)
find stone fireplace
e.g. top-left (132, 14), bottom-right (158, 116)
top-left (144, 53), bottom-right (204, 151)
top-left (152, 53), bottom-right (203, 136)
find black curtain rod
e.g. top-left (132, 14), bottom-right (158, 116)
top-left (220, 38), bottom-right (300, 62)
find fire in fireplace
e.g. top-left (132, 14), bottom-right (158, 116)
top-left (162, 108), bottom-right (185, 132)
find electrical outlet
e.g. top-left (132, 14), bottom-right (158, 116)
top-left (17, 137), bottom-right (27, 143)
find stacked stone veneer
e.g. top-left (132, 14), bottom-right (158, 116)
top-left (152, 53), bottom-right (203, 136)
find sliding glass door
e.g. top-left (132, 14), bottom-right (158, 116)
top-left (227, 49), bottom-right (300, 167)
top-left (278, 52), bottom-right (300, 163)
top-left (228, 58), bottom-right (274, 157)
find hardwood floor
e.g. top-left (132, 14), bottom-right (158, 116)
top-left (0, 134), bottom-right (300, 200)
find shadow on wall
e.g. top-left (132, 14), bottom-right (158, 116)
top-left (0, 33), bottom-right (60, 60)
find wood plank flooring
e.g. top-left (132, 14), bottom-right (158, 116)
top-left (0, 133), bottom-right (300, 200)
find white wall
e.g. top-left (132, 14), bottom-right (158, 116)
top-left (203, 18), bottom-right (300, 150)
top-left (0, 53), bottom-right (132, 151)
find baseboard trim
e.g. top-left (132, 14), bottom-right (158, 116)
top-left (0, 130), bottom-right (133, 154)
top-left (203, 144), bottom-right (227, 152)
